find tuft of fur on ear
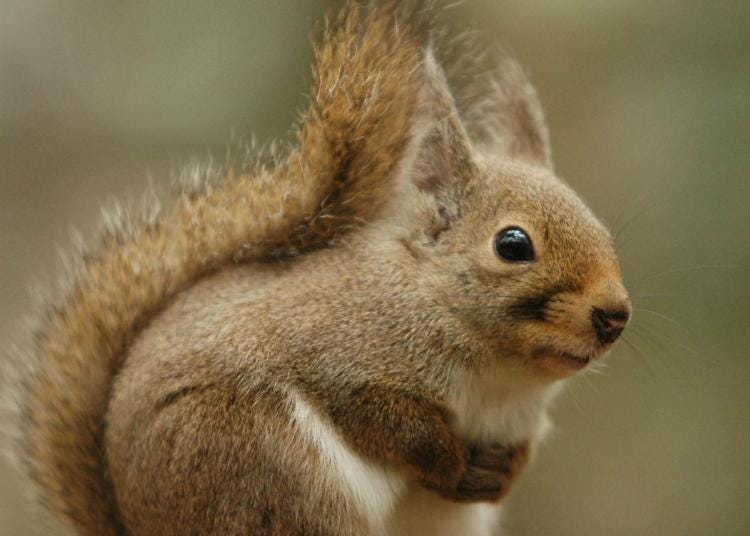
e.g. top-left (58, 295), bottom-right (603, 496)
top-left (437, 32), bottom-right (553, 169)
top-left (392, 48), bottom-right (478, 242)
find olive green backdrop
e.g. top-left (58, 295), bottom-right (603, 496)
top-left (1, 1), bottom-right (748, 534)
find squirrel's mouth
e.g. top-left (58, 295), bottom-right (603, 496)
top-left (532, 346), bottom-right (592, 371)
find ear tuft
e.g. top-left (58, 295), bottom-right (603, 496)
top-left (485, 56), bottom-right (552, 168)
top-left (438, 34), bottom-right (553, 169)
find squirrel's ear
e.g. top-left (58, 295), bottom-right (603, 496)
top-left (394, 49), bottom-right (477, 240)
top-left (459, 55), bottom-right (553, 169)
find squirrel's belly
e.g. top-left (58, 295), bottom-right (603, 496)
top-left (388, 487), bottom-right (503, 536)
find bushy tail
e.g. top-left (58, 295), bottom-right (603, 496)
top-left (9, 3), bottom-right (428, 534)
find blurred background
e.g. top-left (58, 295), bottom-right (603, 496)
top-left (1, 1), bottom-right (748, 534)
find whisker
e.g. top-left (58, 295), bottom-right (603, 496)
top-left (613, 199), bottom-right (668, 250)
top-left (627, 329), bottom-right (679, 379)
top-left (620, 334), bottom-right (658, 378)
top-left (567, 386), bottom-right (586, 415)
top-left (632, 322), bottom-right (697, 357)
top-left (609, 191), bottom-right (651, 239)
top-left (632, 263), bottom-right (741, 289)
top-left (631, 292), bottom-right (688, 300)
top-left (585, 361), bottom-right (609, 377)
top-left (579, 370), bottom-right (602, 396)
top-left (627, 325), bottom-right (672, 361)
top-left (633, 307), bottom-right (685, 328)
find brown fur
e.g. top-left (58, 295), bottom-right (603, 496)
top-left (5, 2), bottom-right (630, 535)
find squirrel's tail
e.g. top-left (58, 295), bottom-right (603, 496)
top-left (7, 3), bottom-right (426, 534)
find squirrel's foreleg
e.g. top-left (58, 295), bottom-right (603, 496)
top-left (323, 383), bottom-right (530, 503)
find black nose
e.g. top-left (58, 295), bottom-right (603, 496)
top-left (591, 307), bottom-right (629, 345)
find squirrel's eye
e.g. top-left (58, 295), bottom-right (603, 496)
top-left (494, 227), bottom-right (535, 262)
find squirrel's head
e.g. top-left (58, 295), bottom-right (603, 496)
top-left (387, 50), bottom-right (631, 379)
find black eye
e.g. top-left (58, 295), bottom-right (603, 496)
top-left (494, 227), bottom-right (535, 262)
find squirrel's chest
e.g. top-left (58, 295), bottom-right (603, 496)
top-left (446, 367), bottom-right (561, 446)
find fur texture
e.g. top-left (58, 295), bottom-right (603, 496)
top-left (4, 2), bottom-right (631, 535)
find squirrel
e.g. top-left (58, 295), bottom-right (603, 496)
top-left (3, 2), bottom-right (631, 535)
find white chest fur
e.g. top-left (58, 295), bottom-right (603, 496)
top-left (448, 365), bottom-right (561, 445)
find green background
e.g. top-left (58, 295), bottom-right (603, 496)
top-left (1, 1), bottom-right (748, 534)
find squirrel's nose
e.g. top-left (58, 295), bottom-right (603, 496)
top-left (591, 307), bottom-right (630, 345)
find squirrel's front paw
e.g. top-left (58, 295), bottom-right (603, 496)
top-left (449, 442), bottom-right (531, 503)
